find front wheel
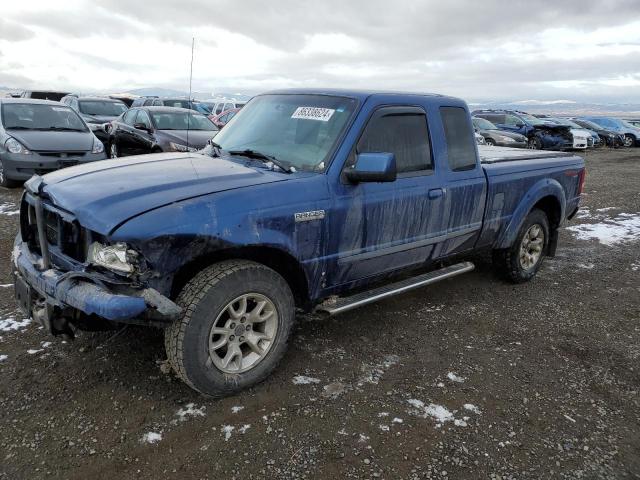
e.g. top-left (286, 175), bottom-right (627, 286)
top-left (493, 209), bottom-right (549, 283)
top-left (0, 158), bottom-right (20, 188)
top-left (485, 138), bottom-right (496, 147)
top-left (165, 260), bottom-right (295, 397)
top-left (624, 134), bottom-right (636, 147)
top-left (528, 137), bottom-right (542, 150)
top-left (109, 142), bottom-right (119, 158)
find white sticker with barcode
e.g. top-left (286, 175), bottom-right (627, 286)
top-left (291, 106), bottom-right (335, 122)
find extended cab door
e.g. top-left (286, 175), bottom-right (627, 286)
top-left (327, 105), bottom-right (447, 285)
top-left (434, 106), bottom-right (487, 257)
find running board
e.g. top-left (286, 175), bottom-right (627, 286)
top-left (317, 262), bottom-right (474, 316)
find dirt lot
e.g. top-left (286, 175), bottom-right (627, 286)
top-left (0, 148), bottom-right (638, 480)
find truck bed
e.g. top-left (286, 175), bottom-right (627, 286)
top-left (478, 146), bottom-right (574, 164)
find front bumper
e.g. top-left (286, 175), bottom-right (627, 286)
top-left (13, 238), bottom-right (180, 331)
top-left (0, 151), bottom-right (107, 181)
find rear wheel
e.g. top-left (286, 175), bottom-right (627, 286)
top-left (493, 209), bottom-right (549, 283)
top-left (0, 158), bottom-right (20, 188)
top-left (109, 142), bottom-right (118, 159)
top-left (485, 138), bottom-right (496, 146)
top-left (165, 260), bottom-right (295, 397)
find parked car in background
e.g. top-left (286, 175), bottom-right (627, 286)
top-left (535, 116), bottom-right (598, 148)
top-left (0, 98), bottom-right (106, 187)
top-left (473, 109), bottom-right (578, 150)
top-left (130, 96), bottom-right (159, 107)
top-left (472, 117), bottom-right (527, 147)
top-left (210, 100), bottom-right (247, 116)
top-left (108, 94), bottom-right (137, 107)
top-left (61, 95), bottom-right (128, 146)
top-left (474, 131), bottom-right (486, 145)
top-left (130, 97), bottom-right (210, 114)
top-left (568, 118), bottom-right (625, 148)
top-left (581, 117), bottom-right (640, 147)
top-left (108, 106), bottom-right (218, 158)
top-left (624, 118), bottom-right (640, 128)
top-left (19, 90), bottom-right (70, 101)
top-left (210, 108), bottom-right (240, 128)
top-left (12, 89), bottom-right (585, 397)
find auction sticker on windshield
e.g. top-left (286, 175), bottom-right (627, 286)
top-left (291, 106), bottom-right (335, 122)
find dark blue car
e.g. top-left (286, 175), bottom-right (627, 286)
top-left (13, 89), bottom-right (585, 397)
top-left (580, 117), bottom-right (640, 147)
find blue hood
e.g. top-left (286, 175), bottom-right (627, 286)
top-left (39, 152), bottom-right (288, 234)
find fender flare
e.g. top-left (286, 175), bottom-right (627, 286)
top-left (496, 178), bottom-right (566, 250)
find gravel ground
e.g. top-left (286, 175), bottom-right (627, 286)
top-left (0, 148), bottom-right (638, 480)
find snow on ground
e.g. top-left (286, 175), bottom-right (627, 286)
top-left (0, 315), bottom-right (31, 332)
top-left (222, 425), bottom-right (234, 441)
top-left (0, 284), bottom-right (13, 288)
top-left (446, 372), bottom-right (465, 383)
top-left (0, 202), bottom-right (19, 216)
top-left (231, 406), bottom-right (245, 414)
top-left (0, 354), bottom-right (7, 362)
top-left (464, 404), bottom-right (482, 415)
top-left (357, 354), bottom-right (400, 386)
top-left (176, 403), bottom-right (206, 421)
top-left (292, 375), bottom-right (321, 385)
top-left (407, 399), bottom-right (481, 427)
top-left (567, 212), bottom-right (640, 246)
top-left (141, 432), bottom-right (162, 444)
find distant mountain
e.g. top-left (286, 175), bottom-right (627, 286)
top-left (125, 87), bottom-right (189, 97)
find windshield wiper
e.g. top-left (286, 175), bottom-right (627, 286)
top-left (35, 126), bottom-right (85, 132)
top-left (228, 149), bottom-right (293, 173)
top-left (5, 126), bottom-right (30, 130)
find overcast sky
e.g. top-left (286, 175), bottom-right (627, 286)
top-left (1, 0), bottom-right (639, 102)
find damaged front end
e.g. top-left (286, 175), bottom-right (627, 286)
top-left (531, 124), bottom-right (575, 150)
top-left (12, 176), bottom-right (181, 337)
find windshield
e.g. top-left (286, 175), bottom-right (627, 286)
top-left (622, 120), bottom-right (638, 129)
top-left (212, 94), bottom-right (357, 172)
top-left (472, 117), bottom-right (497, 130)
top-left (554, 119), bottom-right (583, 129)
top-left (575, 119), bottom-right (601, 130)
top-left (518, 113), bottom-right (548, 126)
top-left (79, 100), bottom-right (128, 116)
top-left (150, 111), bottom-right (218, 131)
top-left (162, 99), bottom-right (193, 109)
top-left (1, 103), bottom-right (87, 131)
top-left (193, 103), bottom-right (211, 114)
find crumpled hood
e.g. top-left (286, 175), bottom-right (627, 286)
top-left (82, 114), bottom-right (119, 124)
top-left (38, 152), bottom-right (288, 234)
top-left (9, 130), bottom-right (94, 152)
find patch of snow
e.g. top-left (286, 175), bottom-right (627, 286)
top-left (463, 404), bottom-right (481, 415)
top-left (454, 419), bottom-right (468, 427)
top-left (27, 348), bottom-right (43, 355)
top-left (423, 404), bottom-right (455, 424)
top-left (563, 414), bottom-right (576, 423)
top-left (358, 434), bottom-right (370, 443)
top-left (41, 341), bottom-right (52, 348)
top-left (567, 212), bottom-right (640, 246)
top-left (141, 432), bottom-right (162, 444)
top-left (392, 417), bottom-right (403, 423)
top-left (446, 372), bottom-right (465, 383)
top-left (358, 354), bottom-right (400, 386)
top-left (577, 263), bottom-right (594, 269)
top-left (292, 375), bottom-right (320, 385)
top-left (231, 406), bottom-right (245, 414)
top-left (0, 284), bottom-right (13, 288)
top-left (222, 425), bottom-right (234, 441)
top-left (407, 399), bottom-right (475, 427)
top-left (0, 354), bottom-right (7, 362)
top-left (0, 316), bottom-right (31, 332)
top-left (379, 424), bottom-right (390, 432)
top-left (596, 207), bottom-right (616, 212)
top-left (176, 403), bottom-right (205, 421)
top-left (0, 202), bottom-right (19, 216)
top-left (632, 263), bottom-right (639, 271)
top-left (238, 424), bottom-right (251, 434)
top-left (377, 412), bottom-right (389, 417)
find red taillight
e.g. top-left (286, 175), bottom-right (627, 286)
top-left (578, 168), bottom-right (586, 195)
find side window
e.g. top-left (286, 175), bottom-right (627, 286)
top-left (122, 109), bottom-right (137, 125)
top-left (153, 99), bottom-right (163, 106)
top-left (504, 114), bottom-right (522, 126)
top-left (135, 110), bottom-right (151, 128)
top-left (215, 103), bottom-right (224, 115)
top-left (143, 99), bottom-right (154, 106)
top-left (440, 106), bottom-right (477, 172)
top-left (357, 107), bottom-right (432, 174)
top-left (486, 114), bottom-right (505, 124)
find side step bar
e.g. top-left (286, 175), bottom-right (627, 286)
top-left (317, 261), bottom-right (474, 316)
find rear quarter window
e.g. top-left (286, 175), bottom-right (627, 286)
top-left (440, 106), bottom-right (477, 172)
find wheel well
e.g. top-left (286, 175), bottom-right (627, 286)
top-left (170, 246), bottom-right (311, 310)
top-left (532, 196), bottom-right (561, 229)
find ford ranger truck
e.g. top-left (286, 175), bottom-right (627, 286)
top-left (13, 89), bottom-right (586, 397)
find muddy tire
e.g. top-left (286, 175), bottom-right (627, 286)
top-left (493, 209), bottom-right (549, 284)
top-left (165, 260), bottom-right (295, 397)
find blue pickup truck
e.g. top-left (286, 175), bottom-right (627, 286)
top-left (13, 89), bottom-right (585, 397)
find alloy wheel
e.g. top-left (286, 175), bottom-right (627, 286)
top-left (519, 224), bottom-right (544, 270)
top-left (110, 143), bottom-right (118, 158)
top-left (208, 293), bottom-right (279, 374)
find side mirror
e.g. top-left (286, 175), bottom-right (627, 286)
top-left (133, 123), bottom-right (151, 132)
top-left (345, 152), bottom-right (397, 183)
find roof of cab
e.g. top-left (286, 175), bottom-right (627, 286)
top-left (261, 88), bottom-right (463, 104)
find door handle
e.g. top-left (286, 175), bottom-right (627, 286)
top-left (428, 188), bottom-right (444, 199)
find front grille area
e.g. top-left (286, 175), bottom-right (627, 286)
top-left (20, 193), bottom-right (89, 266)
top-left (35, 151), bottom-right (88, 158)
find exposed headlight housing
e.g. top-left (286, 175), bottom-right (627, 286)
top-left (5, 137), bottom-right (31, 155)
top-left (169, 142), bottom-right (197, 152)
top-left (88, 242), bottom-right (138, 274)
top-left (92, 136), bottom-right (104, 154)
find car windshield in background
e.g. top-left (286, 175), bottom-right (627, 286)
top-left (1, 103), bottom-right (87, 131)
top-left (79, 101), bottom-right (127, 116)
top-left (473, 117), bottom-right (498, 130)
top-left (213, 94), bottom-right (357, 172)
top-left (519, 113), bottom-right (548, 126)
top-left (150, 111), bottom-right (218, 131)
top-left (163, 100), bottom-right (192, 109)
top-left (577, 119), bottom-right (602, 130)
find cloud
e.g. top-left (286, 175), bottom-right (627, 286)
top-left (0, 0), bottom-right (639, 102)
